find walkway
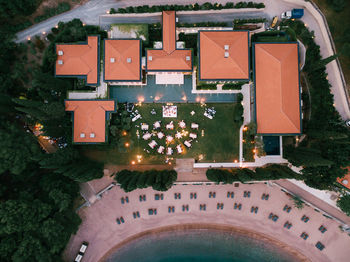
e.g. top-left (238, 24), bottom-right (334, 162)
top-left (63, 182), bottom-right (350, 262)
top-left (109, 75), bottom-right (238, 103)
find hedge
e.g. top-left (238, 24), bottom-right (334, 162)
top-left (197, 83), bottom-right (217, 90)
top-left (178, 22), bottom-right (229, 27)
top-left (114, 2), bottom-right (265, 14)
top-left (233, 18), bottom-right (267, 25)
top-left (115, 169), bottom-right (177, 192)
top-left (222, 82), bottom-right (245, 90)
top-left (206, 165), bottom-right (301, 183)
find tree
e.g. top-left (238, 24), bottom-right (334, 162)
top-left (327, 0), bottom-right (347, 12)
top-left (0, 119), bottom-right (40, 175)
top-left (341, 43), bottom-right (350, 58)
top-left (337, 194), bottom-right (350, 216)
top-left (291, 195), bottom-right (305, 209)
top-left (284, 146), bottom-right (334, 167)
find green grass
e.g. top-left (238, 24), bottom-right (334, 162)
top-left (110, 23), bottom-right (149, 43)
top-left (82, 103), bottom-right (240, 164)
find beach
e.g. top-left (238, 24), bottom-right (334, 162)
top-left (63, 183), bottom-right (350, 262)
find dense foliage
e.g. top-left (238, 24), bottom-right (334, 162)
top-left (206, 165), bottom-right (301, 183)
top-left (280, 20), bottom-right (350, 190)
top-left (112, 2), bottom-right (265, 14)
top-left (0, 19), bottom-right (108, 261)
top-left (115, 169), bottom-right (178, 192)
top-left (337, 194), bottom-right (350, 216)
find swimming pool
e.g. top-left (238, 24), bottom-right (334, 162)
top-left (109, 75), bottom-right (238, 103)
top-left (263, 136), bottom-right (280, 155)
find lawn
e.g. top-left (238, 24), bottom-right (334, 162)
top-left (82, 103), bottom-right (240, 164)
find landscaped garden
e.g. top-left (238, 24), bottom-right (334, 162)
top-left (82, 103), bottom-right (240, 164)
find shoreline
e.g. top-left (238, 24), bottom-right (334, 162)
top-left (99, 223), bottom-right (311, 262)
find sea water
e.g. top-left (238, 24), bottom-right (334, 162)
top-left (106, 229), bottom-right (297, 262)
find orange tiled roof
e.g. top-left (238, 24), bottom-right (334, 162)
top-left (199, 31), bottom-right (249, 80)
top-left (254, 43), bottom-right (301, 134)
top-left (56, 36), bottom-right (99, 85)
top-left (104, 39), bottom-right (141, 81)
top-left (65, 100), bottom-right (115, 143)
top-left (146, 11), bottom-right (192, 71)
top-left (337, 167), bottom-right (350, 189)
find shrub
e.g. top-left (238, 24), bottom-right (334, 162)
top-left (327, 0), bottom-right (347, 12)
top-left (197, 83), bottom-right (217, 90)
top-left (115, 169), bottom-right (177, 192)
top-left (222, 82), bottom-right (245, 90)
top-left (337, 194), bottom-right (350, 216)
top-left (34, 2), bottom-right (71, 23)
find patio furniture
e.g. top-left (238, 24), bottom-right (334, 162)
top-left (184, 140), bottom-right (191, 148)
top-left (142, 133), bottom-right (152, 140)
top-left (175, 132), bottom-right (182, 139)
top-left (204, 112), bottom-right (213, 119)
top-left (132, 114), bottom-right (141, 122)
top-left (191, 123), bottom-right (199, 129)
top-left (153, 121), bottom-right (161, 129)
top-left (166, 147), bottom-right (173, 155)
top-left (315, 242), bottom-right (325, 251)
top-left (179, 120), bottom-right (186, 128)
top-left (189, 133), bottom-right (197, 139)
top-left (157, 132), bottom-right (165, 139)
top-left (176, 144), bottom-right (183, 154)
top-left (166, 135), bottom-right (174, 143)
top-left (141, 123), bottom-right (149, 130)
top-left (166, 121), bottom-right (174, 130)
top-left (157, 146), bottom-right (165, 154)
top-left (148, 140), bottom-right (157, 149)
top-left (190, 111), bottom-right (195, 116)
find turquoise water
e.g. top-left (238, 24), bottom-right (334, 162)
top-left (106, 229), bottom-right (297, 262)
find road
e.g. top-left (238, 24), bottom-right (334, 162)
top-left (15, 0), bottom-right (349, 120)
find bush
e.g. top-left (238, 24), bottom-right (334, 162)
top-left (115, 169), bottom-right (177, 192)
top-left (115, 2), bottom-right (265, 13)
top-left (197, 83), bottom-right (217, 90)
top-left (34, 2), bottom-right (71, 23)
top-left (337, 194), bottom-right (350, 216)
top-left (327, 0), bottom-right (347, 12)
top-left (233, 18), bottom-right (267, 25)
top-left (206, 165), bottom-right (300, 184)
top-left (222, 82), bottom-right (245, 90)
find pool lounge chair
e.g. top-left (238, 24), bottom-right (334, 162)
top-left (315, 242), bottom-right (325, 251)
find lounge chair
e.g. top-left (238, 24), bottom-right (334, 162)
top-left (238, 204), bottom-right (242, 210)
top-left (121, 197), bottom-right (125, 204)
top-left (268, 213), bottom-right (273, 219)
top-left (231, 192), bottom-right (234, 198)
top-left (234, 203), bottom-right (237, 209)
top-left (315, 242), bottom-right (325, 251)
top-left (126, 196), bottom-right (129, 203)
top-left (254, 207), bottom-right (258, 213)
top-left (116, 218), bottom-right (121, 224)
top-left (120, 217), bottom-right (125, 223)
top-left (319, 225), bottom-right (327, 233)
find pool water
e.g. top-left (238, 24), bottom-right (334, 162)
top-left (105, 229), bottom-right (297, 262)
top-left (109, 75), bottom-right (238, 103)
top-left (263, 136), bottom-right (280, 155)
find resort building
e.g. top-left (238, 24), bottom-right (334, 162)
top-left (104, 39), bottom-right (142, 82)
top-left (146, 11), bottom-right (192, 84)
top-left (198, 31), bottom-right (249, 81)
top-left (253, 43), bottom-right (302, 135)
top-left (65, 100), bottom-right (116, 143)
top-left (55, 36), bottom-right (100, 85)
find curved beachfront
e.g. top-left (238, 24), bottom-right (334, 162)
top-left (64, 183), bottom-right (350, 262)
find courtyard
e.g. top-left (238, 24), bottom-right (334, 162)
top-left (82, 103), bottom-right (240, 164)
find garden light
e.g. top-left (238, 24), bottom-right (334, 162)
top-left (122, 131), bottom-right (127, 136)
top-left (131, 161), bottom-right (135, 165)
top-left (125, 142), bottom-right (130, 147)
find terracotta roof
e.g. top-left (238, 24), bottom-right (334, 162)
top-left (199, 31), bottom-right (249, 80)
top-left (65, 100), bottom-right (115, 143)
top-left (56, 36), bottom-right (99, 85)
top-left (337, 167), bottom-right (350, 190)
top-left (254, 43), bottom-right (301, 134)
top-left (146, 11), bottom-right (192, 71)
top-left (104, 39), bottom-right (141, 81)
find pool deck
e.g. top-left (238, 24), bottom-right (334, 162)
top-left (64, 183), bottom-right (350, 262)
top-left (109, 75), bottom-right (237, 103)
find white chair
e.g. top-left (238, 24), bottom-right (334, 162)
top-left (167, 147), bottom-right (173, 155)
top-left (58, 50), bottom-right (63, 56)
top-left (110, 57), bottom-right (115, 63)
top-left (90, 133), bottom-right (95, 138)
top-left (184, 141), bottom-right (191, 148)
top-left (176, 145), bottom-right (183, 154)
top-left (157, 146), bottom-right (165, 154)
top-left (191, 123), bottom-right (199, 129)
top-left (189, 133), bottom-right (197, 139)
top-left (80, 133), bottom-right (85, 138)
top-left (58, 60), bottom-right (63, 65)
